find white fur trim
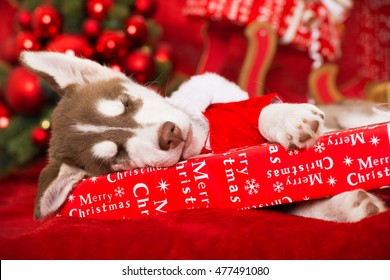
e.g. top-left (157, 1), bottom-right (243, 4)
top-left (168, 73), bottom-right (248, 118)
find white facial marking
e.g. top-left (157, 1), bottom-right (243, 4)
top-left (73, 123), bottom-right (133, 133)
top-left (92, 141), bottom-right (118, 159)
top-left (97, 99), bottom-right (125, 117)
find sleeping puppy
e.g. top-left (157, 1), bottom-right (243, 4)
top-left (20, 51), bottom-right (387, 222)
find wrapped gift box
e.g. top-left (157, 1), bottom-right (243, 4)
top-left (58, 122), bottom-right (390, 219)
top-left (183, 0), bottom-right (350, 61)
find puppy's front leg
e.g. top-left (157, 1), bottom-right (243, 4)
top-left (259, 103), bottom-right (325, 149)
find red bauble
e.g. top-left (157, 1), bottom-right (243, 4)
top-left (125, 15), bottom-right (148, 45)
top-left (5, 67), bottom-right (45, 115)
top-left (31, 127), bottom-right (50, 147)
top-left (16, 32), bottom-right (41, 55)
top-left (96, 30), bottom-right (127, 61)
top-left (0, 36), bottom-right (18, 64)
top-left (124, 49), bottom-right (154, 83)
top-left (86, 0), bottom-right (112, 21)
top-left (15, 10), bottom-right (32, 30)
top-left (154, 43), bottom-right (172, 62)
top-left (32, 5), bottom-right (62, 39)
top-left (83, 19), bottom-right (101, 38)
top-left (0, 100), bottom-right (10, 129)
top-left (46, 35), bottom-right (94, 58)
top-left (109, 64), bottom-right (123, 72)
top-left (134, 0), bottom-right (157, 18)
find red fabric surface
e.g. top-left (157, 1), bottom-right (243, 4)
top-left (1, 168), bottom-right (390, 260)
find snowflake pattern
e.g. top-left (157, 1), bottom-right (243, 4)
top-left (90, 177), bottom-right (98, 183)
top-left (369, 135), bottom-right (380, 146)
top-left (314, 142), bottom-right (325, 153)
top-left (288, 149), bottom-right (299, 156)
top-left (68, 194), bottom-right (75, 203)
top-left (156, 178), bottom-right (170, 194)
top-left (303, 195), bottom-right (310, 201)
top-left (114, 186), bottom-right (125, 197)
top-left (273, 181), bottom-right (284, 193)
top-left (327, 176), bottom-right (337, 187)
top-left (343, 156), bottom-right (354, 167)
top-left (244, 179), bottom-right (260, 195)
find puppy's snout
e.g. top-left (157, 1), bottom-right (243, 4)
top-left (158, 121), bottom-right (183, 150)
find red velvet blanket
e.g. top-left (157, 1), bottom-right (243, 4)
top-left (1, 168), bottom-right (390, 260)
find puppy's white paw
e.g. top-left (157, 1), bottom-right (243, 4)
top-left (259, 103), bottom-right (325, 149)
top-left (329, 189), bottom-right (387, 222)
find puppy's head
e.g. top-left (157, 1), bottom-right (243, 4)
top-left (20, 51), bottom-right (195, 219)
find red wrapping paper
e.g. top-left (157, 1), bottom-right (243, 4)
top-left (184, 0), bottom-right (349, 61)
top-left (58, 122), bottom-right (390, 219)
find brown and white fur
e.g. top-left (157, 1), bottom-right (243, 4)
top-left (20, 51), bottom-right (387, 222)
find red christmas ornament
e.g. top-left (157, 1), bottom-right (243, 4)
top-left (125, 15), bottom-right (148, 45)
top-left (15, 10), bottom-right (32, 31)
top-left (154, 43), bottom-right (172, 62)
top-left (124, 49), bottom-right (154, 83)
top-left (134, 0), bottom-right (157, 18)
top-left (46, 35), bottom-right (94, 58)
top-left (96, 30), bottom-right (128, 61)
top-left (32, 5), bottom-right (62, 39)
top-left (86, 0), bottom-right (113, 21)
top-left (0, 101), bottom-right (10, 129)
top-left (0, 36), bottom-right (18, 64)
top-left (109, 64), bottom-right (123, 73)
top-left (31, 127), bottom-right (50, 147)
top-left (83, 19), bottom-right (101, 38)
top-left (5, 67), bottom-right (45, 115)
top-left (16, 32), bottom-right (41, 56)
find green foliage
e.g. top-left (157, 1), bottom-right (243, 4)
top-left (51, 0), bottom-right (86, 33)
top-left (0, 115), bottom-right (39, 175)
top-left (17, 0), bottom-right (42, 11)
top-left (104, 3), bottom-right (130, 30)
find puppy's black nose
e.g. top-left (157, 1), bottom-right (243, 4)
top-left (158, 121), bottom-right (183, 150)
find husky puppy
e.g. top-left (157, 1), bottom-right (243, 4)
top-left (20, 51), bottom-right (387, 221)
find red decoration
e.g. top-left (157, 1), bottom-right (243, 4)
top-left (109, 64), bottom-right (123, 73)
top-left (31, 127), bottom-right (50, 147)
top-left (83, 19), bottom-right (101, 38)
top-left (59, 122), bottom-right (390, 219)
top-left (124, 15), bottom-right (148, 45)
top-left (0, 36), bottom-right (18, 64)
top-left (134, 0), bottom-right (157, 18)
top-left (86, 0), bottom-right (112, 21)
top-left (16, 32), bottom-right (41, 55)
top-left (96, 30), bottom-right (127, 61)
top-left (124, 49), bottom-right (154, 83)
top-left (15, 10), bottom-right (32, 31)
top-left (0, 101), bottom-right (10, 129)
top-left (32, 5), bottom-right (62, 39)
top-left (5, 67), bottom-right (45, 115)
top-left (154, 43), bottom-right (172, 62)
top-left (46, 35), bottom-right (94, 58)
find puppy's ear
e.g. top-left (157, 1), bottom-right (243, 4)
top-left (35, 160), bottom-right (86, 219)
top-left (19, 51), bottom-right (126, 96)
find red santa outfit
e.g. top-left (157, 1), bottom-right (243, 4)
top-left (201, 93), bottom-right (283, 154)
